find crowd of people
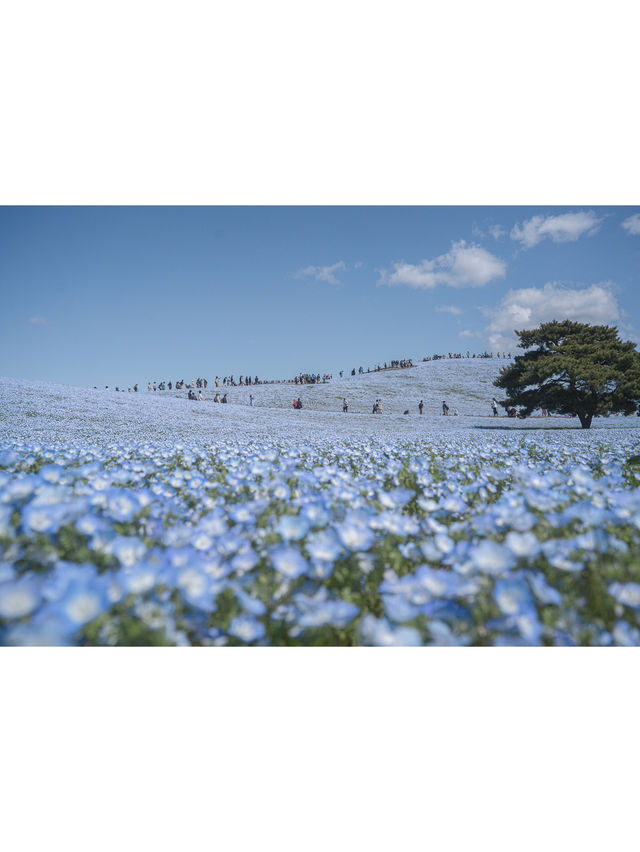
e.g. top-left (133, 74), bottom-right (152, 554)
top-left (104, 351), bottom-right (516, 396)
top-left (293, 373), bottom-right (332, 385)
top-left (424, 351), bottom-right (512, 361)
top-left (101, 348), bottom-right (524, 420)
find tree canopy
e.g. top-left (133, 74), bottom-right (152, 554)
top-left (493, 320), bottom-right (640, 428)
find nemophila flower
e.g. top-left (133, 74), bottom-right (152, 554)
top-left (89, 474), bottom-right (113, 492)
top-left (201, 558), bottom-right (232, 580)
top-left (308, 560), bottom-right (334, 580)
top-left (233, 587), bottom-right (267, 616)
top-left (335, 518), bottom-right (374, 552)
top-left (560, 501), bottom-right (608, 528)
top-left (57, 578), bottom-right (111, 628)
top-left (470, 540), bottom-right (515, 576)
top-left (417, 497), bottom-right (439, 513)
top-left (103, 488), bottom-right (141, 522)
top-left (528, 572), bottom-right (563, 607)
top-left (215, 531), bottom-right (245, 557)
top-left (0, 449), bottom-right (20, 468)
top-left (75, 513), bottom-right (110, 536)
top-left (420, 600), bottom-right (474, 629)
top-left (229, 615), bottom-right (265, 643)
top-left (110, 535), bottom-right (147, 568)
top-left (573, 529), bottom-right (615, 555)
top-left (228, 505), bottom-right (256, 525)
top-left (609, 582), bottom-right (640, 610)
top-left (306, 529), bottom-right (343, 562)
top-left (276, 514), bottom-right (310, 541)
top-left (504, 531), bottom-right (541, 559)
top-left (378, 488), bottom-right (415, 510)
top-left (427, 620), bottom-right (471, 646)
top-left (524, 490), bottom-right (564, 513)
top-left (192, 531), bottom-right (214, 551)
top-left (360, 615), bottom-right (422, 647)
top-left (398, 542), bottom-right (420, 561)
top-left (300, 503), bottom-right (331, 528)
top-left (544, 548), bottom-right (584, 573)
top-left (494, 576), bottom-right (536, 617)
top-left (383, 594), bottom-right (420, 623)
top-left (4, 609), bottom-right (76, 646)
top-left (0, 575), bottom-right (43, 619)
top-left (174, 565), bottom-right (220, 611)
top-left (419, 541), bottom-right (442, 562)
top-left (120, 563), bottom-right (160, 595)
top-left (230, 546), bottom-right (259, 574)
top-left (425, 517), bottom-right (447, 535)
top-left (271, 481), bottom-right (291, 501)
top-left (297, 596), bottom-right (359, 630)
top-left (488, 611), bottom-right (543, 645)
top-left (197, 511), bottom-right (228, 537)
top-left (441, 495), bottom-right (468, 515)
top-left (612, 621), bottom-right (640, 646)
top-left (415, 565), bottom-right (466, 599)
top-left (21, 502), bottom-right (68, 535)
top-left (371, 511), bottom-right (419, 536)
top-left (516, 611), bottom-right (543, 644)
top-left (1, 475), bottom-right (39, 504)
top-left (434, 533), bottom-right (455, 555)
top-left (162, 524), bottom-right (193, 548)
top-left (39, 463), bottom-right (66, 484)
top-left (270, 546), bottom-right (308, 579)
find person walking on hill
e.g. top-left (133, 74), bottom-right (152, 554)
top-left (492, 397), bottom-right (499, 417)
top-left (418, 400), bottom-right (424, 415)
top-left (342, 398), bottom-right (348, 412)
top-left (442, 401), bottom-right (449, 415)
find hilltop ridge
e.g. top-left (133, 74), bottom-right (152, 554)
top-left (2, 359), bottom-right (637, 445)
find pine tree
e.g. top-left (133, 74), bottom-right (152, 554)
top-left (493, 320), bottom-right (640, 428)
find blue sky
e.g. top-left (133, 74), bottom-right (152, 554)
top-left (1, 206), bottom-right (640, 387)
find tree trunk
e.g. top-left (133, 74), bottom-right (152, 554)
top-left (577, 412), bottom-right (593, 429)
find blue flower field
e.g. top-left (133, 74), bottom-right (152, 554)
top-left (2, 362), bottom-right (640, 646)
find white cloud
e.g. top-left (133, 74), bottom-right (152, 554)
top-left (459, 329), bottom-right (480, 339)
top-left (510, 211), bottom-right (602, 248)
top-left (436, 305), bottom-right (463, 315)
top-left (295, 261), bottom-right (346, 285)
top-left (622, 213), bottom-right (640, 235)
top-left (28, 316), bottom-right (49, 326)
top-left (472, 223), bottom-right (506, 241)
top-left (484, 282), bottom-right (622, 351)
top-left (378, 241), bottom-right (506, 290)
